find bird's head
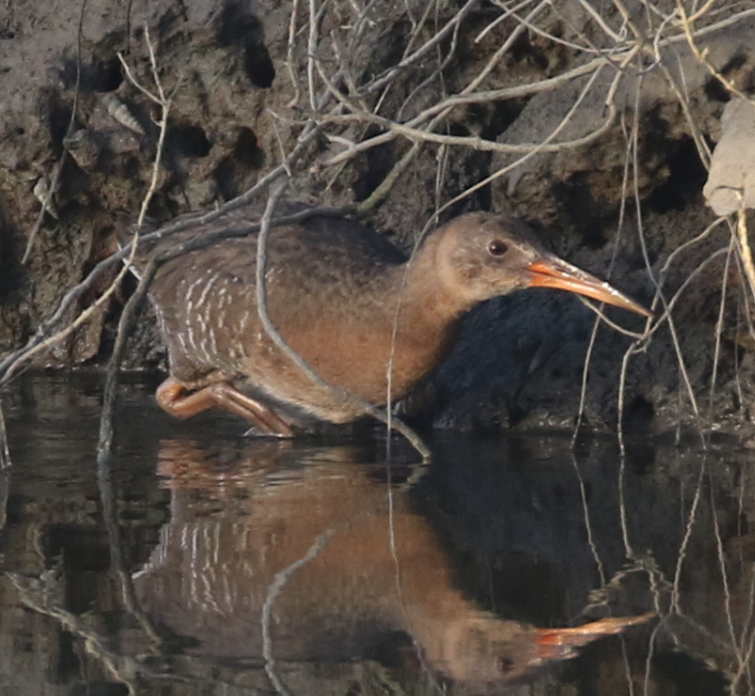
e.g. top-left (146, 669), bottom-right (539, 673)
top-left (434, 213), bottom-right (651, 317)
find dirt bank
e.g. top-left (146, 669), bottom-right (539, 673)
top-left (1, 0), bottom-right (754, 438)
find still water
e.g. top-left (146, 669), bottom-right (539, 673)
top-left (0, 373), bottom-right (749, 694)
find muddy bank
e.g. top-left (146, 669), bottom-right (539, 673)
top-left (1, 0), bottom-right (754, 437)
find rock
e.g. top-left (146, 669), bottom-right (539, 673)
top-left (704, 97), bottom-right (755, 215)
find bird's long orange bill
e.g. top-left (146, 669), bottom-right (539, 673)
top-left (527, 256), bottom-right (652, 318)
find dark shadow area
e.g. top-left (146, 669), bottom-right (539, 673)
top-left (644, 136), bottom-right (708, 213)
top-left (214, 0), bottom-right (275, 88)
top-left (58, 56), bottom-right (124, 93)
top-left (168, 123), bottom-right (212, 159)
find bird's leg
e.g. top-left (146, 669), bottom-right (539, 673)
top-left (216, 385), bottom-right (295, 437)
top-left (156, 377), bottom-right (294, 436)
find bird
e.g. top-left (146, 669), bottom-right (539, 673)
top-left (127, 202), bottom-right (650, 436)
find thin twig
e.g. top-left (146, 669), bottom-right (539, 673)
top-left (0, 399), bottom-right (10, 471)
top-left (96, 408), bottom-right (162, 647)
top-left (261, 527), bottom-right (337, 696)
top-left (97, 260), bottom-right (157, 460)
top-left (573, 109), bottom-right (637, 443)
top-left (736, 207), bottom-right (755, 301)
top-left (577, 297), bottom-right (646, 338)
top-left (284, 0), bottom-right (303, 107)
top-left (254, 182), bottom-right (431, 459)
top-left (0, 469), bottom-right (8, 530)
top-left (708, 240), bottom-right (734, 424)
top-left (96, 25), bottom-right (170, 650)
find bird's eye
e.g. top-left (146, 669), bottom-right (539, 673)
top-left (488, 239), bottom-right (508, 257)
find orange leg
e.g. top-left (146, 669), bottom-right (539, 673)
top-left (156, 377), bottom-right (294, 437)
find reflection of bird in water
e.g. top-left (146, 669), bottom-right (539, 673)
top-left (134, 439), bottom-right (653, 690)
top-left (127, 203), bottom-right (649, 434)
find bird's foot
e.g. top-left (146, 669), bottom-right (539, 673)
top-left (156, 376), bottom-right (295, 437)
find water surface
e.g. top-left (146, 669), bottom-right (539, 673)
top-left (0, 373), bottom-right (747, 694)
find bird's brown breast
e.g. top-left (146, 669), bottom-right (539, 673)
top-left (279, 313), bottom-right (459, 406)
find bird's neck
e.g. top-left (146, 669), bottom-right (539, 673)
top-left (364, 236), bottom-right (471, 400)
top-left (391, 233), bottom-right (473, 333)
